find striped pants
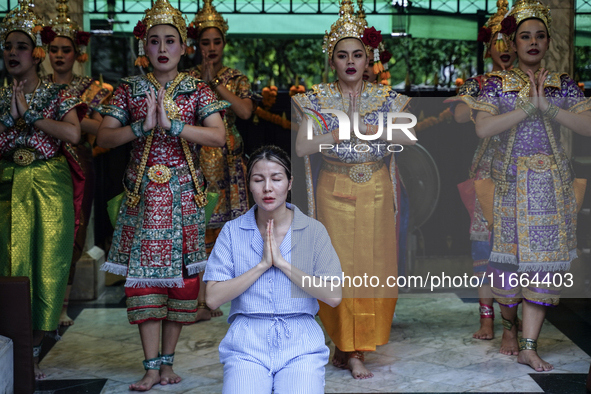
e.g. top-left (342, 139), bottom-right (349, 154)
top-left (219, 314), bottom-right (328, 393)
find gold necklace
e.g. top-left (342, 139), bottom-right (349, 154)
top-left (51, 73), bottom-right (74, 86)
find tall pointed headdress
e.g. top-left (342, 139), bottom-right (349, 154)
top-left (192, 0), bottom-right (229, 39)
top-left (50, 0), bottom-right (91, 62)
top-left (356, 0), bottom-right (367, 28)
top-left (506, 0), bottom-right (552, 37)
top-left (323, 0), bottom-right (369, 59)
top-left (477, 0), bottom-right (511, 57)
top-left (356, 0), bottom-right (391, 84)
top-left (0, 0), bottom-right (54, 60)
top-left (132, 0), bottom-right (188, 67)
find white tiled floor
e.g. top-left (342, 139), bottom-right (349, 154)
top-left (39, 294), bottom-right (591, 393)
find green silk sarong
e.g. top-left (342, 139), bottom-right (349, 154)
top-left (0, 155), bottom-right (74, 331)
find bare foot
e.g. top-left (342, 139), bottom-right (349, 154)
top-left (500, 325), bottom-right (519, 356)
top-left (160, 365), bottom-right (182, 385)
top-left (473, 317), bottom-right (494, 340)
top-left (34, 359), bottom-right (46, 380)
top-left (59, 307), bottom-right (74, 326)
top-left (194, 307), bottom-right (211, 323)
top-left (210, 308), bottom-right (223, 318)
top-left (518, 349), bottom-right (554, 372)
top-left (129, 370), bottom-right (161, 391)
top-left (332, 348), bottom-right (347, 369)
top-left (348, 357), bottom-right (373, 379)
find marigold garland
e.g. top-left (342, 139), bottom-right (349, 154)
top-left (414, 108), bottom-right (453, 132)
top-left (262, 86), bottom-right (278, 108)
top-left (254, 107), bottom-right (291, 130)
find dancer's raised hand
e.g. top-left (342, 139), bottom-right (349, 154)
top-left (143, 86), bottom-right (158, 132)
top-left (156, 86), bottom-right (171, 131)
top-left (535, 68), bottom-right (550, 112)
top-left (10, 80), bottom-right (19, 120)
top-left (14, 80), bottom-right (29, 117)
top-left (201, 51), bottom-right (215, 83)
top-left (526, 69), bottom-right (539, 110)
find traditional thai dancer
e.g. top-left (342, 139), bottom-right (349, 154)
top-left (446, 0), bottom-right (517, 341)
top-left (293, 0), bottom-right (416, 379)
top-left (0, 0), bottom-right (85, 379)
top-left (186, 0), bottom-right (260, 322)
top-left (97, 0), bottom-right (227, 390)
top-left (204, 145), bottom-right (342, 393)
top-left (468, 0), bottom-right (591, 371)
top-left (44, 0), bottom-right (112, 326)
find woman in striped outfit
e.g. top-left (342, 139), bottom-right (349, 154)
top-left (204, 145), bottom-right (342, 393)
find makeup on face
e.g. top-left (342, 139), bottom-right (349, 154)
top-left (3, 31), bottom-right (37, 77)
top-left (512, 19), bottom-right (549, 67)
top-left (331, 38), bottom-right (368, 83)
top-left (198, 27), bottom-right (224, 64)
top-left (145, 24), bottom-right (186, 72)
top-left (49, 36), bottom-right (76, 73)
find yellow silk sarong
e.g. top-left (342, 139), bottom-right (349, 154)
top-left (0, 156), bottom-right (74, 331)
top-left (316, 163), bottom-right (398, 352)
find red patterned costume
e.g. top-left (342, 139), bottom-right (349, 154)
top-left (99, 73), bottom-right (228, 324)
top-left (42, 74), bottom-right (112, 284)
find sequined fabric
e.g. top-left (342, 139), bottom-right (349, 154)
top-left (0, 157), bottom-right (74, 331)
top-left (42, 74), bottom-right (111, 278)
top-left (0, 82), bottom-right (85, 159)
top-left (186, 66), bottom-right (257, 229)
top-left (100, 74), bottom-right (227, 287)
top-left (43, 74), bottom-right (112, 116)
top-left (476, 70), bottom-right (586, 272)
top-left (125, 276), bottom-right (199, 324)
top-left (294, 83), bottom-right (411, 352)
top-left (450, 76), bottom-right (499, 241)
top-left (0, 82), bottom-right (84, 331)
top-left (292, 82), bottom-right (410, 218)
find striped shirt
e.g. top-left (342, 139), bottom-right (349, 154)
top-left (203, 203), bottom-right (342, 323)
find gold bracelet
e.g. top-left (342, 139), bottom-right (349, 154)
top-left (209, 77), bottom-right (221, 90)
top-left (517, 99), bottom-right (538, 118)
top-left (543, 103), bottom-right (559, 119)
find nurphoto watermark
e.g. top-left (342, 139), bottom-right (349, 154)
top-left (304, 108), bottom-right (417, 153)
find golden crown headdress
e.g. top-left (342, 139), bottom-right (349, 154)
top-left (192, 0), bottom-right (229, 39)
top-left (356, 0), bottom-right (391, 85)
top-left (323, 0), bottom-right (369, 59)
top-left (477, 0), bottom-right (510, 58)
top-left (0, 0), bottom-right (52, 60)
top-left (506, 0), bottom-right (552, 36)
top-left (132, 0), bottom-right (188, 67)
top-left (356, 0), bottom-right (367, 28)
top-left (50, 0), bottom-right (91, 63)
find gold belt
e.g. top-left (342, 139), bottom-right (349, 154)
top-left (322, 159), bottom-right (384, 183)
top-left (148, 164), bottom-right (172, 183)
top-left (146, 164), bottom-right (193, 184)
top-left (523, 154), bottom-right (557, 173)
top-left (13, 148), bottom-right (36, 166)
